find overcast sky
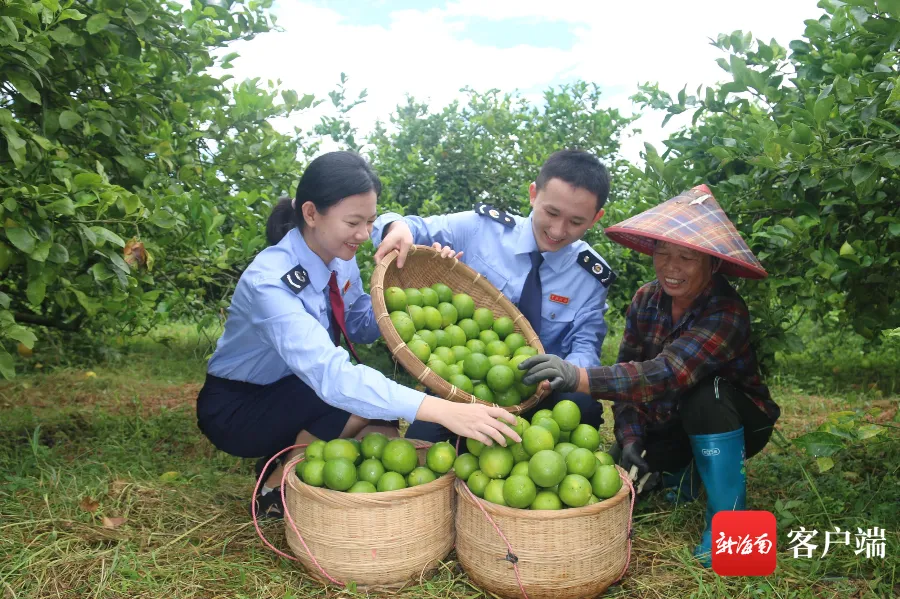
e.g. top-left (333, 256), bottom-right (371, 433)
top-left (225, 0), bottom-right (824, 161)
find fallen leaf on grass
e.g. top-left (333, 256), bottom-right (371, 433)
top-left (102, 516), bottom-right (127, 529)
top-left (159, 471), bottom-right (180, 482)
top-left (79, 496), bottom-right (99, 513)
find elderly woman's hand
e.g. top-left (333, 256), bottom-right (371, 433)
top-left (518, 354), bottom-right (580, 393)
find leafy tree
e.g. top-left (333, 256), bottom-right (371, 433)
top-left (366, 82), bottom-right (651, 310)
top-left (0, 0), bottom-right (314, 376)
top-left (631, 0), bottom-right (900, 365)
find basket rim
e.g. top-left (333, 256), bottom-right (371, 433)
top-left (453, 465), bottom-right (631, 519)
top-left (370, 244), bottom-right (550, 414)
top-left (285, 439), bottom-right (456, 503)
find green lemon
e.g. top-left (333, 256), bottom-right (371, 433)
top-left (448, 373), bottom-right (474, 394)
top-left (458, 318), bottom-right (481, 340)
top-left (466, 339), bottom-right (487, 354)
top-left (422, 306), bottom-right (444, 330)
top-left (463, 353), bottom-right (492, 380)
top-left (407, 304), bottom-right (426, 330)
top-left (384, 287), bottom-right (407, 312)
top-left (503, 474), bottom-right (537, 508)
top-left (492, 316), bottom-right (515, 339)
top-left (486, 365), bottom-right (515, 393)
top-left (514, 346), bottom-right (539, 358)
top-left (473, 308), bottom-right (495, 331)
top-left (377, 471), bottom-right (408, 492)
top-left (445, 324), bottom-right (467, 347)
top-left (433, 346), bottom-right (455, 363)
top-left (404, 288), bottom-right (424, 306)
top-left (558, 474), bottom-right (592, 507)
top-left (417, 329), bottom-right (438, 351)
top-left (390, 311), bottom-right (416, 343)
top-left (453, 453), bottom-right (479, 481)
top-left (494, 387), bottom-right (522, 407)
top-left (467, 470), bottom-right (490, 497)
top-left (504, 333), bottom-right (526, 353)
top-left (358, 458), bottom-right (386, 485)
top-left (472, 383), bottom-right (495, 403)
top-left (431, 282), bottom-right (453, 303)
top-left (409, 339), bottom-right (431, 362)
top-left (437, 302), bottom-right (459, 327)
top-left (360, 433), bottom-right (389, 460)
top-left (483, 479), bottom-right (507, 505)
top-left (407, 466), bottom-right (437, 487)
top-left (452, 293), bottom-right (476, 319)
top-left (479, 330), bottom-right (500, 345)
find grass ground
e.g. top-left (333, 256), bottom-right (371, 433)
top-left (1, 325), bottom-right (897, 598)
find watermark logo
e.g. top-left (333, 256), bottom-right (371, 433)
top-left (712, 511), bottom-right (889, 576)
top-left (786, 526), bottom-right (887, 559)
top-left (712, 510), bottom-right (776, 576)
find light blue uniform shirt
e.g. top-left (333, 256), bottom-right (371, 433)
top-left (207, 227), bottom-right (425, 423)
top-left (371, 206), bottom-right (615, 368)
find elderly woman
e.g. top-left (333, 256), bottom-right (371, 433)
top-left (518, 185), bottom-right (780, 566)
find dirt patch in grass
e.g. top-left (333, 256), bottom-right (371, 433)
top-left (0, 369), bottom-right (201, 417)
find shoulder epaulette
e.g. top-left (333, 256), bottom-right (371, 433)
top-left (281, 263), bottom-right (310, 294)
top-left (577, 250), bottom-right (617, 288)
top-left (474, 202), bottom-right (515, 228)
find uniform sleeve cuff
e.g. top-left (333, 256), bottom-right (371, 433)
top-left (371, 213), bottom-right (403, 246)
top-left (392, 385), bottom-right (426, 423)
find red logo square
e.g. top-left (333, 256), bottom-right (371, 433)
top-left (712, 510), bottom-right (777, 576)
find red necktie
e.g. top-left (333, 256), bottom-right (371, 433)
top-left (327, 271), bottom-right (362, 363)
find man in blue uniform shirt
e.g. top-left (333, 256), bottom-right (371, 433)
top-left (373, 149), bottom-right (616, 441)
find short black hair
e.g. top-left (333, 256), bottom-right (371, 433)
top-left (535, 149), bottom-right (610, 211)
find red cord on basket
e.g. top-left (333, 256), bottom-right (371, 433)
top-left (615, 470), bottom-right (638, 582)
top-left (459, 467), bottom-right (638, 599)
top-left (252, 440), bottom-right (436, 588)
top-left (460, 483), bottom-right (531, 599)
top-left (250, 443), bottom-right (344, 585)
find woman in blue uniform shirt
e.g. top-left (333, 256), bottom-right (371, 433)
top-left (197, 151), bottom-right (518, 517)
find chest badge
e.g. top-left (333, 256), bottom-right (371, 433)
top-left (549, 294), bottom-right (570, 304)
top-left (342, 279), bottom-right (351, 295)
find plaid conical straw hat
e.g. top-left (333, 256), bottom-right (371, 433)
top-left (604, 184), bottom-right (768, 279)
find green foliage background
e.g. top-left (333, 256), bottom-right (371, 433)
top-left (1, 0), bottom-right (898, 380)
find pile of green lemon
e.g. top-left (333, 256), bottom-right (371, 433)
top-left (296, 435), bottom-right (457, 493)
top-left (456, 400), bottom-right (623, 509)
top-left (385, 284), bottom-right (538, 406)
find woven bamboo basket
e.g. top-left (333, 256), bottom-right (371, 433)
top-left (454, 466), bottom-right (632, 599)
top-left (283, 442), bottom-right (456, 590)
top-left (371, 245), bottom-right (549, 414)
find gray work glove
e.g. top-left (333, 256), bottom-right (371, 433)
top-left (621, 440), bottom-right (650, 479)
top-left (518, 354), bottom-right (580, 393)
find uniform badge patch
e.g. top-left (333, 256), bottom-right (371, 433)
top-left (281, 264), bottom-right (310, 294)
top-left (549, 294), bottom-right (570, 304)
top-left (474, 202), bottom-right (515, 228)
top-left (577, 250), bottom-right (617, 288)
top-left (342, 279), bottom-right (351, 295)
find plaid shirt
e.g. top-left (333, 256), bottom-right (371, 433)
top-left (587, 275), bottom-right (780, 448)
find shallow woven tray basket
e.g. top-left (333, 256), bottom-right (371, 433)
top-left (284, 443), bottom-right (456, 590)
top-left (371, 244), bottom-right (549, 414)
top-left (454, 466), bottom-right (631, 599)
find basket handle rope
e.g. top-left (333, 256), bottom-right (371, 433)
top-left (459, 482), bottom-right (531, 599)
top-left (458, 467), bottom-right (638, 598)
top-left (616, 469), bottom-right (638, 582)
top-left (251, 443), bottom-right (344, 586)
top-left (253, 440), bottom-right (437, 588)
